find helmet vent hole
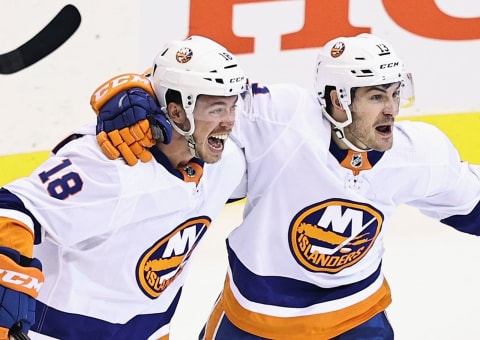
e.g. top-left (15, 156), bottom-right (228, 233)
top-left (224, 64), bottom-right (238, 69)
top-left (351, 69), bottom-right (374, 78)
top-left (203, 77), bottom-right (225, 85)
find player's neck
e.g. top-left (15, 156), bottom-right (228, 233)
top-left (156, 134), bottom-right (194, 168)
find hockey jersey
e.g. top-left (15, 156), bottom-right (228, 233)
top-left (0, 130), bottom-right (246, 340)
top-left (220, 83), bottom-right (480, 339)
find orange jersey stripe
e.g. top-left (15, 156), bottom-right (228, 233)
top-left (220, 275), bottom-right (392, 339)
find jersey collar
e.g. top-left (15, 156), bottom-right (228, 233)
top-left (150, 147), bottom-right (204, 185)
top-left (329, 138), bottom-right (384, 175)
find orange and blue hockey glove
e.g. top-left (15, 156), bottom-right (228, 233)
top-left (0, 247), bottom-right (43, 340)
top-left (91, 73), bottom-right (172, 166)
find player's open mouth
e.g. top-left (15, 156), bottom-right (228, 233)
top-left (375, 124), bottom-right (392, 135)
top-left (208, 133), bottom-right (228, 151)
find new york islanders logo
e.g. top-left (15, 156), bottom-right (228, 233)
top-left (136, 216), bottom-right (210, 299)
top-left (330, 41), bottom-right (345, 58)
top-left (176, 47), bottom-right (193, 63)
top-left (289, 199), bottom-right (383, 273)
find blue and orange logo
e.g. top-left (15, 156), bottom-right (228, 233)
top-left (289, 199), bottom-right (383, 273)
top-left (136, 216), bottom-right (211, 299)
top-left (330, 41), bottom-right (345, 58)
top-left (176, 47), bottom-right (193, 63)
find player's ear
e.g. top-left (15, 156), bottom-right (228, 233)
top-left (331, 91), bottom-right (342, 109)
top-left (167, 103), bottom-right (182, 121)
top-left (329, 90), bottom-right (349, 122)
top-left (167, 103), bottom-right (189, 131)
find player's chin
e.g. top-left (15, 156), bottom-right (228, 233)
top-left (373, 138), bottom-right (393, 151)
top-left (202, 153), bottom-right (223, 164)
top-left (199, 147), bottom-right (224, 164)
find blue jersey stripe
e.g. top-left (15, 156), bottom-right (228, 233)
top-left (227, 240), bottom-right (382, 308)
top-left (32, 289), bottom-right (181, 339)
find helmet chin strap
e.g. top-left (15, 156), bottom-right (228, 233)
top-left (186, 135), bottom-right (198, 158)
top-left (330, 106), bottom-right (372, 152)
top-left (332, 125), bottom-right (369, 152)
top-left (164, 107), bottom-right (199, 158)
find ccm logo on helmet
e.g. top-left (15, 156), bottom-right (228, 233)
top-left (380, 62), bottom-right (399, 69)
top-left (230, 76), bottom-right (245, 84)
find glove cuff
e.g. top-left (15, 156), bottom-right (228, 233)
top-left (90, 73), bottom-right (156, 114)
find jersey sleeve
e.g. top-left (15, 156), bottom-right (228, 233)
top-left (2, 135), bottom-right (127, 247)
top-left (404, 122), bottom-right (480, 234)
top-left (233, 82), bottom-right (316, 151)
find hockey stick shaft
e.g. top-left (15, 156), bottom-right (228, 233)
top-left (0, 4), bottom-right (81, 74)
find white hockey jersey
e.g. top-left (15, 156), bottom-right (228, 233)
top-left (220, 83), bottom-right (480, 339)
top-left (0, 131), bottom-right (245, 340)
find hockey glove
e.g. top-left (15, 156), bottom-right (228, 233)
top-left (91, 73), bottom-right (172, 166)
top-left (0, 247), bottom-right (43, 340)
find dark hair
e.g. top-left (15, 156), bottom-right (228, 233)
top-left (324, 82), bottom-right (398, 114)
top-left (165, 89), bottom-right (182, 105)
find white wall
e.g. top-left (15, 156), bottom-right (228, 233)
top-left (0, 1), bottom-right (141, 155)
top-left (1, 0), bottom-right (480, 156)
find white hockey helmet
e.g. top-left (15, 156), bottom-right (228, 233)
top-left (314, 33), bottom-right (414, 133)
top-left (149, 35), bottom-right (247, 137)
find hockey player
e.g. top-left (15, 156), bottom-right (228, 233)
top-left (0, 36), bottom-right (247, 339)
top-left (90, 33), bottom-right (480, 339)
